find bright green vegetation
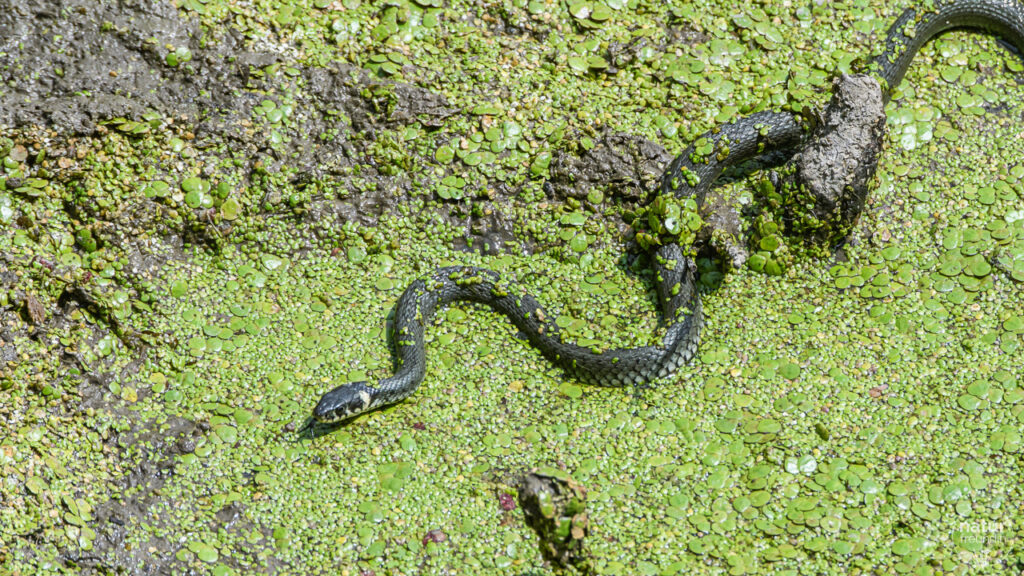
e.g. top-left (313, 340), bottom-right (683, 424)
top-left (2, 0), bottom-right (1023, 574)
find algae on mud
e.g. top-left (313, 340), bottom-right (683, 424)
top-left (2, 0), bottom-right (1024, 574)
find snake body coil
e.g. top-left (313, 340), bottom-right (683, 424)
top-left (313, 0), bottom-right (1024, 424)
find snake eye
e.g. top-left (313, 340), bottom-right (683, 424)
top-left (313, 382), bottom-right (374, 423)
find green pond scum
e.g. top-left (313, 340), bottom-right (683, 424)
top-left (1, 0), bottom-right (1023, 574)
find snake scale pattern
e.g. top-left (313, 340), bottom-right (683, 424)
top-left (313, 0), bottom-right (1024, 424)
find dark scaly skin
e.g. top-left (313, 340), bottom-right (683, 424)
top-left (314, 262), bottom-right (701, 422)
top-left (873, 0), bottom-right (1024, 103)
top-left (313, 0), bottom-right (1024, 424)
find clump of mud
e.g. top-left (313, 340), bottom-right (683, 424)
top-left (774, 74), bottom-right (886, 244)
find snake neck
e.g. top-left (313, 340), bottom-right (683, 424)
top-left (875, 0), bottom-right (1024, 102)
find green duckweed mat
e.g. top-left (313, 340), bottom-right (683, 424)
top-left (1, 0), bottom-right (1022, 574)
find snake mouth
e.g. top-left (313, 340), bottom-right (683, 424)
top-left (312, 382), bottom-right (375, 423)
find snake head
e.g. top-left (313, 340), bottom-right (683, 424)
top-left (313, 382), bottom-right (376, 423)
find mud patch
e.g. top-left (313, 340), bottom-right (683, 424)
top-left (451, 206), bottom-right (524, 255)
top-left (82, 415), bottom-right (204, 575)
top-left (547, 130), bottom-right (671, 201)
top-left (0, 0), bottom-right (460, 235)
top-left (305, 65), bottom-right (455, 137)
top-left (0, 0), bottom-right (203, 134)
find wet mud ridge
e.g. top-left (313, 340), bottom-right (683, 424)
top-left (1, 0), bottom-right (434, 136)
top-left (0, 0), bottom-right (462, 229)
top-left (0, 0), bottom-right (663, 231)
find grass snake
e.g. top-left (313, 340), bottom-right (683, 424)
top-left (312, 0), bottom-right (1024, 424)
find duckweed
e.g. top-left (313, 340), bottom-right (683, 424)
top-left (3, 0), bottom-right (1024, 574)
